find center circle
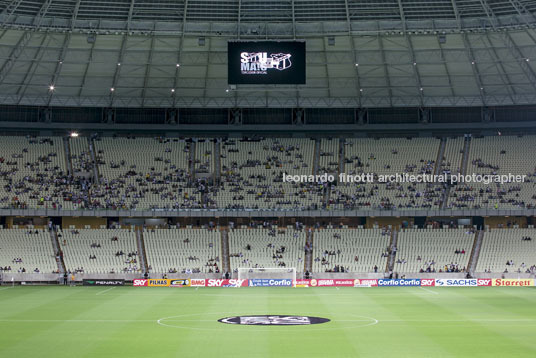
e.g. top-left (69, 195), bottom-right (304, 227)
top-left (157, 312), bottom-right (378, 331)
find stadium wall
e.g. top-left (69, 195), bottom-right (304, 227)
top-left (62, 217), bottom-right (108, 229)
top-left (0, 208), bottom-right (534, 218)
top-left (2, 272), bottom-right (533, 283)
top-left (2, 105), bottom-right (536, 127)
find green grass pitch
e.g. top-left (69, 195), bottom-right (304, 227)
top-left (0, 286), bottom-right (535, 357)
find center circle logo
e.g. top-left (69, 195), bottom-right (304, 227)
top-left (218, 315), bottom-right (330, 326)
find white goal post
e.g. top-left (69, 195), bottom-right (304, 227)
top-left (237, 267), bottom-right (297, 287)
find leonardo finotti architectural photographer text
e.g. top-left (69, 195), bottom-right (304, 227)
top-left (282, 172), bottom-right (527, 185)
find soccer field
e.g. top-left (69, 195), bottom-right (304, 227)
top-left (0, 286), bottom-right (535, 357)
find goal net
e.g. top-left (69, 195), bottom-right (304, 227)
top-left (237, 268), bottom-right (296, 287)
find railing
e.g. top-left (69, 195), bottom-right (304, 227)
top-left (1, 207), bottom-right (534, 218)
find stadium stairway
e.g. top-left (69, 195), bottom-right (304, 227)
top-left (136, 228), bottom-right (149, 274)
top-left (439, 185), bottom-right (451, 209)
top-left (50, 226), bottom-right (65, 273)
top-left (468, 230), bottom-right (484, 275)
top-left (88, 137), bottom-right (100, 184)
top-left (201, 192), bottom-right (209, 207)
top-left (213, 139), bottom-right (221, 184)
top-left (63, 137), bottom-right (74, 176)
top-left (221, 229), bottom-right (230, 275)
top-left (323, 185), bottom-right (330, 207)
top-left (435, 138), bottom-right (448, 209)
top-left (460, 135), bottom-right (472, 176)
top-left (386, 229), bottom-right (398, 274)
top-left (304, 229), bottom-right (313, 273)
top-left (313, 138), bottom-right (321, 175)
top-left (188, 141), bottom-right (196, 184)
top-left (338, 138), bottom-right (345, 177)
top-left (433, 138), bottom-right (447, 176)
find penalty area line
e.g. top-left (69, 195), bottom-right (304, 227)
top-left (419, 287), bottom-right (439, 295)
top-left (96, 287), bottom-right (116, 296)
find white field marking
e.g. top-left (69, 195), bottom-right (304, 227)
top-left (101, 291), bottom-right (439, 297)
top-left (379, 319), bottom-right (536, 322)
top-left (0, 319), bottom-right (155, 323)
top-left (95, 287), bottom-right (116, 296)
top-left (419, 287), bottom-right (439, 295)
top-left (0, 287), bottom-right (12, 291)
top-left (0, 318), bottom-right (534, 324)
top-left (160, 319), bottom-right (374, 323)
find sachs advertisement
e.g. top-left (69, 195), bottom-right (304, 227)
top-left (435, 279), bottom-right (478, 287)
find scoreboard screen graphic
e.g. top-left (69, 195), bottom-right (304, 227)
top-left (228, 41), bottom-right (306, 85)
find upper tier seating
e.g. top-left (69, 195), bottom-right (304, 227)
top-left (449, 135), bottom-right (536, 209)
top-left (439, 137), bottom-right (464, 175)
top-left (211, 138), bottom-right (323, 210)
top-left (319, 138), bottom-right (339, 174)
top-left (329, 137), bottom-right (443, 209)
top-left (94, 137), bottom-right (201, 210)
top-left (70, 137), bottom-right (92, 176)
top-left (194, 139), bottom-right (213, 174)
top-left (0, 136), bottom-right (68, 209)
top-left (0, 134), bottom-right (532, 211)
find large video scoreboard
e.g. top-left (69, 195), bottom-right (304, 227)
top-left (228, 41), bottom-right (306, 85)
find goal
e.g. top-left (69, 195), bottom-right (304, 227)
top-left (237, 267), bottom-right (297, 287)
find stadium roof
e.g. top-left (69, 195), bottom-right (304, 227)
top-left (2, 0), bottom-right (536, 25)
top-left (0, 0), bottom-right (536, 108)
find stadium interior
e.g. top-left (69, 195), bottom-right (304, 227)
top-left (0, 1), bottom-right (536, 357)
top-left (0, 133), bottom-right (535, 280)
